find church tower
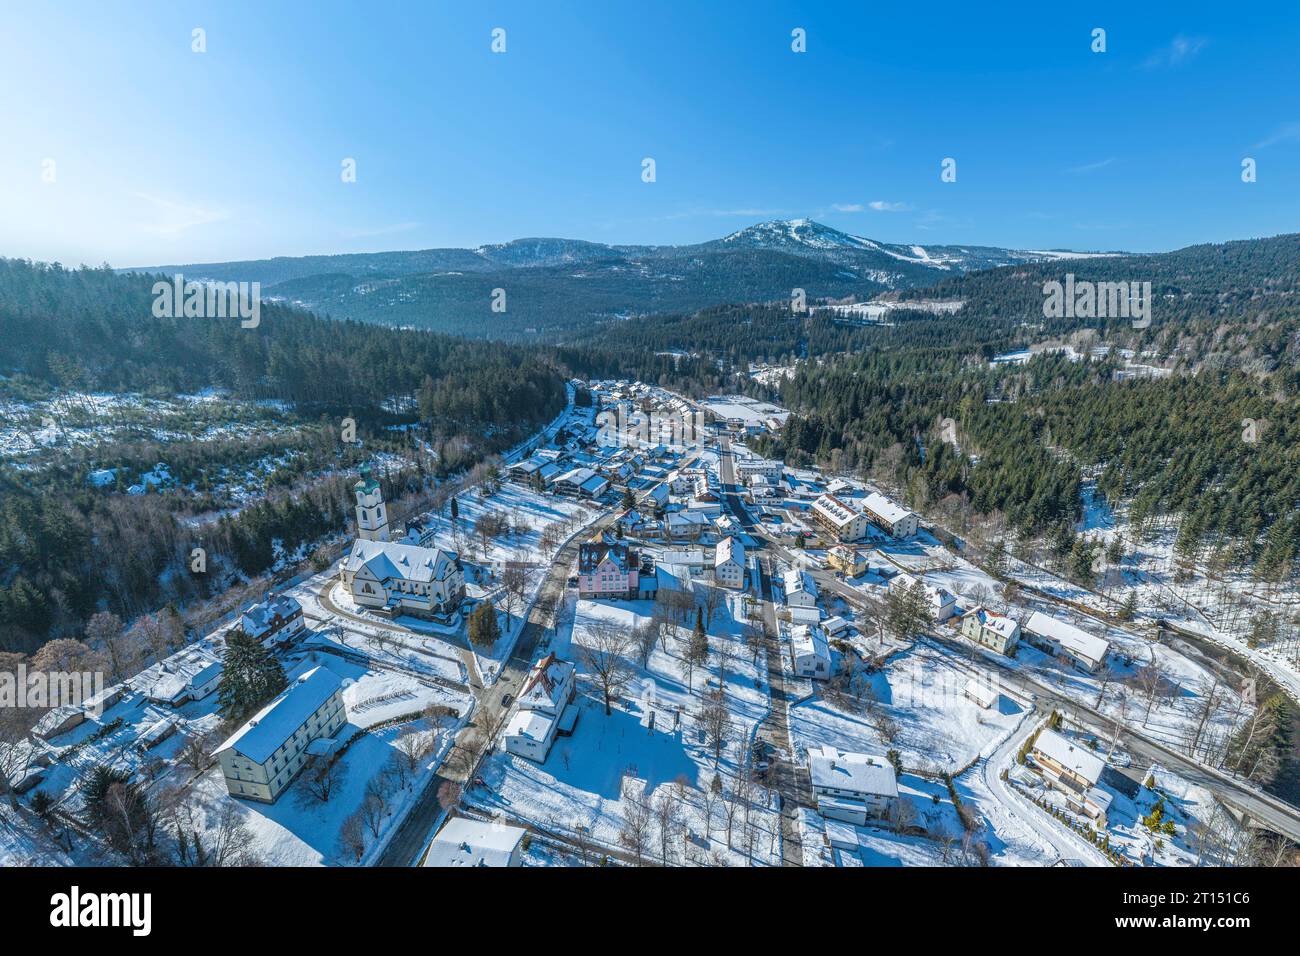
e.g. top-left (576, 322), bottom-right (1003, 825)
top-left (354, 463), bottom-right (389, 542)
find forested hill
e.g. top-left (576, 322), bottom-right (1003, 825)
top-left (898, 233), bottom-right (1300, 376)
top-left (0, 259), bottom-right (565, 432)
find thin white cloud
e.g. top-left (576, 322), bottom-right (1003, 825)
top-left (1142, 34), bottom-right (1207, 69)
top-left (133, 194), bottom-right (229, 236)
top-left (1252, 121), bottom-right (1300, 150)
top-left (833, 201), bottom-right (911, 213)
top-left (1067, 157), bottom-right (1118, 174)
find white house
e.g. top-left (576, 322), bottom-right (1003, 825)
top-left (791, 625), bottom-right (831, 679)
top-left (213, 666), bottom-right (348, 803)
top-left (504, 653), bottom-right (578, 763)
top-left (666, 509), bottom-right (712, 540)
top-left (238, 594), bottom-right (305, 648)
top-left (808, 745), bottom-right (898, 825)
top-left (1022, 611), bottom-right (1111, 673)
top-left (862, 492), bottom-right (919, 539)
top-left (423, 817), bottom-right (527, 868)
top-left (714, 536), bottom-right (746, 589)
top-left (892, 574), bottom-right (957, 622)
top-left (341, 539), bottom-right (465, 620)
top-left (136, 648), bottom-right (224, 707)
top-left (782, 568), bottom-right (818, 608)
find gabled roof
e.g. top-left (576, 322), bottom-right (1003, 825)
top-left (579, 542), bottom-right (634, 574)
top-left (424, 818), bottom-right (525, 868)
top-left (809, 746), bottom-right (898, 798)
top-left (1024, 611), bottom-right (1110, 663)
top-left (343, 539), bottom-right (460, 585)
top-left (862, 492), bottom-right (915, 525)
top-left (1032, 728), bottom-right (1106, 785)
top-left (213, 666), bottom-right (345, 764)
top-left (517, 653), bottom-right (574, 713)
top-left (715, 535), bottom-right (744, 567)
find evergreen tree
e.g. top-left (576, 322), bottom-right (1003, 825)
top-left (217, 628), bottom-right (288, 723)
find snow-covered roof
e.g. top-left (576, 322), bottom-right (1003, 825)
top-left (239, 594), bottom-right (303, 637)
top-left (862, 492), bottom-right (914, 525)
top-left (517, 654), bottom-right (573, 714)
top-left (809, 745), bottom-right (898, 799)
top-left (343, 539), bottom-right (460, 586)
top-left (505, 707), bottom-right (554, 743)
top-left (964, 605), bottom-right (1018, 639)
top-left (213, 666), bottom-right (344, 764)
top-left (791, 625), bottom-right (829, 662)
top-left (964, 677), bottom-right (999, 708)
top-left (715, 535), bottom-right (744, 567)
top-left (1024, 611), bottom-right (1110, 664)
top-left (810, 493), bottom-right (862, 530)
top-left (1032, 728), bottom-right (1106, 785)
top-left (135, 648), bottom-right (223, 702)
top-left (423, 818), bottom-right (525, 868)
top-left (783, 568), bottom-right (817, 598)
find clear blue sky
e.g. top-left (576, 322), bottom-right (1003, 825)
top-left (3, 0), bottom-right (1299, 266)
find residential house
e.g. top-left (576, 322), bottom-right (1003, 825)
top-left (666, 510), bottom-right (712, 541)
top-left (1030, 727), bottom-right (1111, 824)
top-left (892, 574), bottom-right (957, 622)
top-left (213, 666), bottom-right (348, 803)
top-left (504, 653), bottom-right (578, 763)
top-left (959, 606), bottom-right (1021, 655)
top-left (238, 594), bottom-right (306, 648)
top-left (827, 545), bottom-right (867, 577)
top-left (136, 648), bottom-right (224, 707)
top-left (714, 536), bottom-right (746, 589)
top-left (1022, 611), bottom-right (1111, 673)
top-left (808, 745), bottom-right (899, 826)
top-left (782, 568), bottom-right (819, 608)
top-left (791, 625), bottom-right (831, 679)
top-left (423, 817), bottom-right (527, 868)
top-left (577, 542), bottom-right (641, 600)
top-left (735, 457), bottom-right (784, 483)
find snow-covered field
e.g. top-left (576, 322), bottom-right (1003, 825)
top-left (467, 591), bottom-right (784, 865)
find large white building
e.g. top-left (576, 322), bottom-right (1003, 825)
top-left (341, 539), bottom-right (465, 619)
top-left (862, 492), bottom-right (919, 539)
top-left (714, 536), bottom-right (746, 589)
top-left (808, 745), bottom-right (898, 826)
top-left (213, 667), bottom-right (347, 804)
top-left (504, 654), bottom-right (578, 763)
top-left (735, 457), bottom-right (784, 483)
top-left (809, 494), bottom-right (870, 542)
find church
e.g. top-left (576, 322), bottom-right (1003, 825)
top-left (340, 465), bottom-right (466, 620)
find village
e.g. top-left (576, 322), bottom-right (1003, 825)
top-left (4, 377), bottom-right (1298, 870)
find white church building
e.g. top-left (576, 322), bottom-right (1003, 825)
top-left (340, 465), bottom-right (465, 620)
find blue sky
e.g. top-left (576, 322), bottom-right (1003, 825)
top-left (3, 1), bottom-right (1299, 266)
